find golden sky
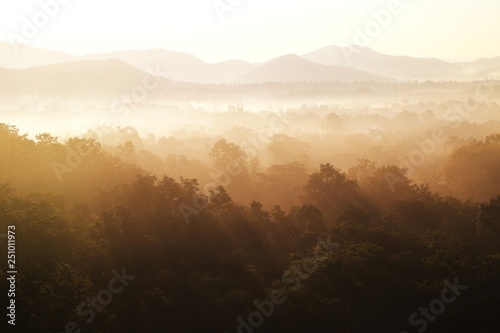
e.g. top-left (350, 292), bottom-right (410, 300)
top-left (1, 0), bottom-right (499, 62)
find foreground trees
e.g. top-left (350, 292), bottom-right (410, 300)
top-left (0, 124), bottom-right (499, 332)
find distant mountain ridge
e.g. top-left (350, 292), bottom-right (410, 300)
top-left (0, 41), bottom-right (499, 83)
top-left (234, 54), bottom-right (388, 83)
top-left (0, 59), bottom-right (169, 102)
top-left (0, 41), bottom-right (75, 68)
top-left (302, 45), bottom-right (466, 80)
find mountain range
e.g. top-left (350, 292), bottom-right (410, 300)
top-left (1, 41), bottom-right (499, 88)
top-left (0, 59), bottom-right (167, 102)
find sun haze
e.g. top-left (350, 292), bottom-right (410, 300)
top-left (1, 0), bottom-right (499, 62)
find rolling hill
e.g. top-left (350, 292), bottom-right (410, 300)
top-left (1, 42), bottom-right (499, 83)
top-left (455, 56), bottom-right (500, 77)
top-left (0, 41), bottom-right (75, 68)
top-left (82, 49), bottom-right (221, 83)
top-left (233, 54), bottom-right (387, 83)
top-left (302, 45), bottom-right (465, 80)
top-left (0, 59), bottom-right (169, 102)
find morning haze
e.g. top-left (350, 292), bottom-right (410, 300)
top-left (0, 1), bottom-right (499, 332)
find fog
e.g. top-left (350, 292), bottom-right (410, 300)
top-left (1, 43), bottom-right (500, 333)
top-left (3, 80), bottom-right (500, 205)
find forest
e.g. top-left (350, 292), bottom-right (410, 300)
top-left (2, 0), bottom-right (500, 330)
top-left (1, 92), bottom-right (500, 332)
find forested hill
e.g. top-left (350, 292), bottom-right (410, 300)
top-left (1, 122), bottom-right (500, 332)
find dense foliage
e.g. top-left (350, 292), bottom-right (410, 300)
top-left (0, 122), bottom-right (499, 333)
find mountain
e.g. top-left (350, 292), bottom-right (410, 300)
top-left (0, 41), bottom-right (75, 68)
top-left (233, 54), bottom-right (387, 83)
top-left (302, 45), bottom-right (465, 80)
top-left (0, 59), bottom-right (169, 102)
top-left (211, 60), bottom-right (258, 82)
top-left (82, 49), bottom-right (261, 83)
top-left (82, 49), bottom-right (224, 83)
top-left (1, 42), bottom-right (498, 83)
top-left (455, 56), bottom-right (500, 77)
top-left (479, 67), bottom-right (500, 80)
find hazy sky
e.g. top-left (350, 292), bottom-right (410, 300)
top-left (1, 0), bottom-right (499, 63)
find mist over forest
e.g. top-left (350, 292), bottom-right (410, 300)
top-left (1, 19), bottom-right (500, 332)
